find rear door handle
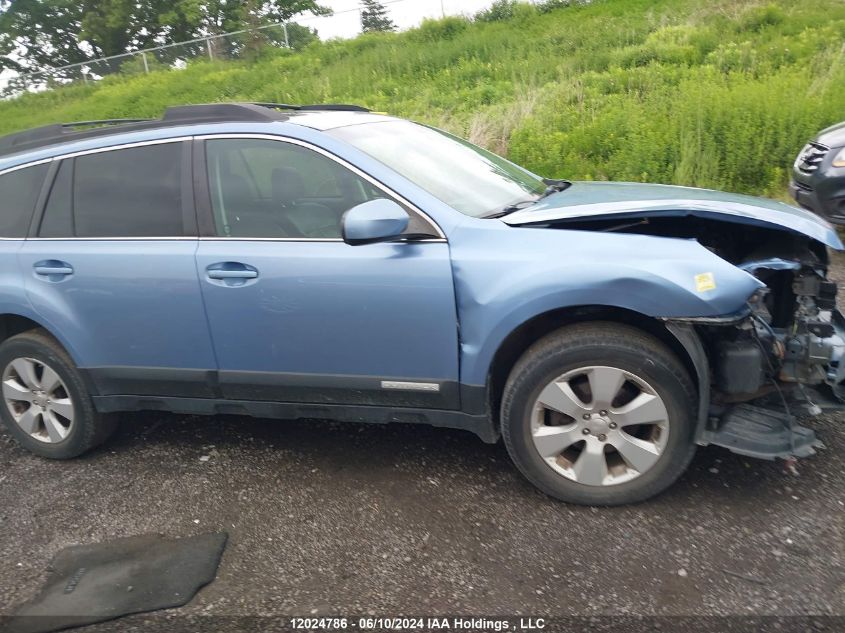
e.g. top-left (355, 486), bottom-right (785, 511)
top-left (205, 262), bottom-right (259, 287)
top-left (33, 260), bottom-right (74, 281)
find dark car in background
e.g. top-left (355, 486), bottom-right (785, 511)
top-left (791, 121), bottom-right (845, 224)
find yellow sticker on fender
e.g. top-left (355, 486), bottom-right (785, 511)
top-left (695, 272), bottom-right (716, 292)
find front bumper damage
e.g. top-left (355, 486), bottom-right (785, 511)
top-left (665, 305), bottom-right (845, 462)
top-left (705, 403), bottom-right (821, 460)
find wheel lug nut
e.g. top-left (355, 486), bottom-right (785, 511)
top-left (609, 422), bottom-right (617, 429)
top-left (582, 413), bottom-right (590, 420)
top-left (600, 410), bottom-right (608, 416)
top-left (598, 434), bottom-right (607, 442)
top-left (582, 428), bottom-right (591, 435)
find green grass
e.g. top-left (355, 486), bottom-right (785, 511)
top-left (2, 0), bottom-right (845, 197)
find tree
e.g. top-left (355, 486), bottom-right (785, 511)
top-left (0, 0), bottom-right (330, 75)
top-left (360, 0), bottom-right (394, 33)
top-left (160, 0), bottom-right (329, 39)
top-left (0, 0), bottom-right (191, 74)
top-left (0, 1), bottom-right (89, 74)
top-left (141, 0), bottom-right (331, 62)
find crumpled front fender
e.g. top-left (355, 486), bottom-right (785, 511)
top-left (450, 223), bottom-right (763, 386)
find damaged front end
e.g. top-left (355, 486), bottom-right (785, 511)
top-left (503, 181), bottom-right (845, 461)
top-left (620, 220), bottom-right (844, 461)
top-left (688, 244), bottom-right (844, 461)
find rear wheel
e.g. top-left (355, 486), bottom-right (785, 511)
top-left (0, 329), bottom-right (116, 459)
top-left (501, 322), bottom-right (697, 505)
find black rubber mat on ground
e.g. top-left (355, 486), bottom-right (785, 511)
top-left (5, 532), bottom-right (228, 633)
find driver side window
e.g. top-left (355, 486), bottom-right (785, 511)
top-left (205, 138), bottom-right (386, 239)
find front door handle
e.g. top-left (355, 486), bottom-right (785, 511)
top-left (34, 260), bottom-right (74, 281)
top-left (207, 269), bottom-right (259, 280)
top-left (206, 262), bottom-right (259, 287)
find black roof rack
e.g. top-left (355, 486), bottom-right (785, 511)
top-left (0, 102), bottom-right (371, 159)
top-left (250, 103), bottom-right (369, 112)
top-left (66, 118), bottom-right (154, 127)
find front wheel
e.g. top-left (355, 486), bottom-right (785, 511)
top-left (501, 322), bottom-right (697, 505)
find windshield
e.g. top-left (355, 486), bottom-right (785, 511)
top-left (327, 120), bottom-right (547, 217)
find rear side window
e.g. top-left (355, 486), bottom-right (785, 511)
top-left (0, 163), bottom-right (48, 237)
top-left (39, 142), bottom-right (185, 238)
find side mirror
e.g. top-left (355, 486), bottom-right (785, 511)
top-left (342, 199), bottom-right (410, 245)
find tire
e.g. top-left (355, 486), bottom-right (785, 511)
top-left (501, 322), bottom-right (697, 506)
top-left (0, 328), bottom-right (116, 459)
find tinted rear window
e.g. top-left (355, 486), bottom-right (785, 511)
top-left (38, 159), bottom-right (72, 238)
top-left (0, 163), bottom-right (48, 237)
top-left (39, 142), bottom-right (185, 238)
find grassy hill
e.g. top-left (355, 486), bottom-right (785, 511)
top-left (2, 0), bottom-right (845, 198)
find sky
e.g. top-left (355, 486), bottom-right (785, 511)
top-left (302, 0), bottom-right (496, 39)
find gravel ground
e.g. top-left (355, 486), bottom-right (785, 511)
top-left (1, 257), bottom-right (845, 628)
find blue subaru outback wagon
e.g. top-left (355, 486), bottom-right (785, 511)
top-left (0, 103), bottom-right (843, 505)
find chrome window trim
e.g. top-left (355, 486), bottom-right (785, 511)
top-left (0, 157), bottom-right (53, 178)
top-left (197, 237), bottom-right (446, 243)
top-left (1, 137), bottom-right (190, 178)
top-left (11, 133), bottom-right (448, 243)
top-left (196, 132), bottom-right (447, 240)
top-left (27, 236), bottom-right (447, 243)
top-left (27, 237), bottom-right (197, 241)
top-left (47, 136), bottom-right (191, 161)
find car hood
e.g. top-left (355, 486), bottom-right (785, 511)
top-left (502, 181), bottom-right (843, 250)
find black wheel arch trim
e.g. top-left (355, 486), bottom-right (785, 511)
top-left (482, 305), bottom-right (709, 435)
top-left (663, 321), bottom-right (711, 444)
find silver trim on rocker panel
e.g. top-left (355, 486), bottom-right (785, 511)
top-left (380, 381), bottom-right (442, 392)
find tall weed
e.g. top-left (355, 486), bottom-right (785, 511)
top-left (2, 0), bottom-right (845, 197)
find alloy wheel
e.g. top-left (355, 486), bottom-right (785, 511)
top-left (2, 357), bottom-right (74, 443)
top-left (531, 365), bottom-right (670, 486)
